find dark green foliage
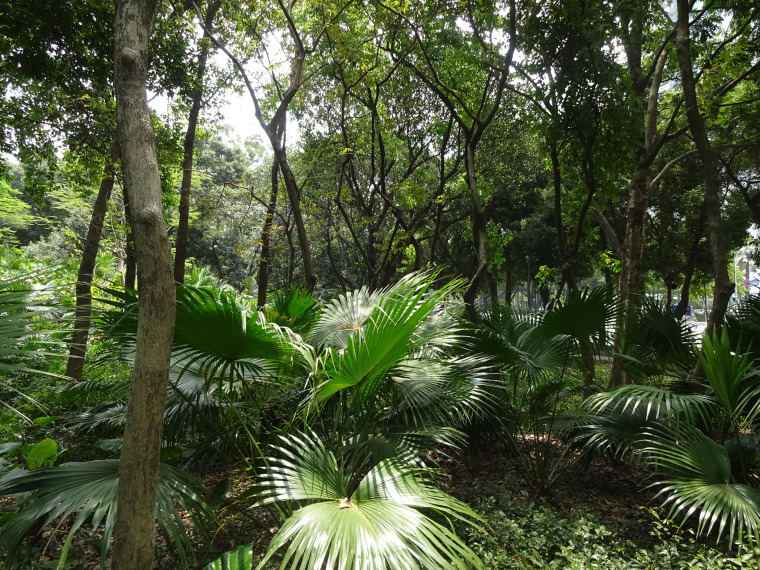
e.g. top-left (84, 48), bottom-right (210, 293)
top-left (0, 459), bottom-right (217, 567)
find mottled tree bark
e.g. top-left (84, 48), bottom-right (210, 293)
top-left (257, 157), bottom-right (279, 309)
top-left (123, 184), bottom-right (136, 290)
top-left (112, 1), bottom-right (176, 568)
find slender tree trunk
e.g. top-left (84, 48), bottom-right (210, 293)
top-left (674, 202), bottom-right (706, 319)
top-left (674, 0), bottom-right (734, 335)
top-left (257, 157), bottom-right (279, 309)
top-left (608, 47), bottom-right (668, 388)
top-left (65, 140), bottom-right (119, 380)
top-left (274, 150), bottom-right (316, 290)
top-left (174, 1), bottom-right (220, 284)
top-left (174, 90), bottom-right (201, 284)
top-left (112, 1), bottom-right (176, 568)
top-left (462, 142), bottom-right (496, 320)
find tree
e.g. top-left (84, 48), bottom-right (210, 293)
top-left (111, 0), bottom-right (176, 567)
top-left (174, 0), bottom-right (222, 284)
top-left (380, 0), bottom-right (517, 318)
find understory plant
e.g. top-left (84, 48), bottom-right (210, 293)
top-left (583, 322), bottom-right (760, 543)
top-left (474, 288), bottom-right (616, 493)
top-left (209, 271), bottom-right (496, 569)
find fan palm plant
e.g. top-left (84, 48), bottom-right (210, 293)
top-left (251, 431), bottom-right (486, 570)
top-left (205, 273), bottom-right (495, 569)
top-left (581, 327), bottom-right (760, 543)
top-left (474, 302), bottom-right (585, 492)
top-left (0, 274), bottom-right (67, 423)
top-left (82, 284), bottom-right (300, 462)
top-left (302, 271), bottom-right (497, 462)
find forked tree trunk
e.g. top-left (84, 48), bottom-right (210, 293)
top-left (65, 139), bottom-right (119, 380)
top-left (674, 0), bottom-right (734, 335)
top-left (112, 1), bottom-right (176, 568)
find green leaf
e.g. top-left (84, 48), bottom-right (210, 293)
top-left (26, 438), bottom-right (58, 469)
top-left (205, 543), bottom-right (253, 570)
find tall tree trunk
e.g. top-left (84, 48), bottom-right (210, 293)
top-left (257, 157), bottom-right (279, 309)
top-left (274, 149), bottom-right (316, 290)
top-left (674, 0), bottom-right (734, 336)
top-left (608, 46), bottom-right (668, 388)
top-left (65, 139), bottom-right (119, 381)
top-left (174, 1), bottom-right (220, 284)
top-left (112, 1), bottom-right (176, 568)
top-left (674, 201), bottom-right (707, 319)
top-left (462, 142), bottom-right (497, 320)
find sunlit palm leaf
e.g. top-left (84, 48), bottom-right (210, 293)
top-left (254, 432), bottom-right (485, 570)
top-left (205, 543), bottom-right (254, 570)
top-left (317, 272), bottom-right (463, 405)
top-left (585, 384), bottom-right (714, 425)
top-left (308, 286), bottom-right (384, 348)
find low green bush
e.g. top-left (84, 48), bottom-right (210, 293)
top-left (465, 493), bottom-right (760, 569)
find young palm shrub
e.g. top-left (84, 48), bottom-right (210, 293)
top-left (302, 271), bottom-right (497, 462)
top-left (207, 272), bottom-right (495, 569)
top-left (475, 303), bottom-right (586, 492)
top-left (80, 284), bottom-right (300, 463)
top-left (537, 285), bottom-right (616, 387)
top-left (581, 327), bottom-right (760, 543)
top-left (616, 297), bottom-right (697, 383)
top-left (263, 286), bottom-right (322, 336)
top-left (0, 274), bottom-right (69, 423)
top-left (252, 431), bottom-right (486, 570)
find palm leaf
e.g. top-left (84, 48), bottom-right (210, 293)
top-left (264, 286), bottom-right (321, 335)
top-left (698, 328), bottom-right (753, 418)
top-left (0, 459), bottom-right (217, 568)
top-left (316, 271), bottom-right (463, 405)
top-left (643, 423), bottom-right (760, 543)
top-left (205, 543), bottom-right (254, 570)
top-left (254, 431), bottom-right (485, 570)
top-left (308, 286), bottom-right (384, 348)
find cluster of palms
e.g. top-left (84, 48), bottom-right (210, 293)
top-left (1, 270), bottom-right (759, 568)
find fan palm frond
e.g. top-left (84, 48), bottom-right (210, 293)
top-left (253, 431), bottom-right (485, 570)
top-left (538, 285), bottom-right (615, 346)
top-left (316, 272), bottom-right (463, 406)
top-left (264, 286), bottom-right (321, 335)
top-left (308, 286), bottom-right (384, 348)
top-left (477, 304), bottom-right (567, 380)
top-left (643, 423), bottom-right (760, 543)
top-left (0, 459), bottom-right (216, 567)
top-left (172, 287), bottom-right (288, 386)
top-left (698, 328), bottom-right (754, 419)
